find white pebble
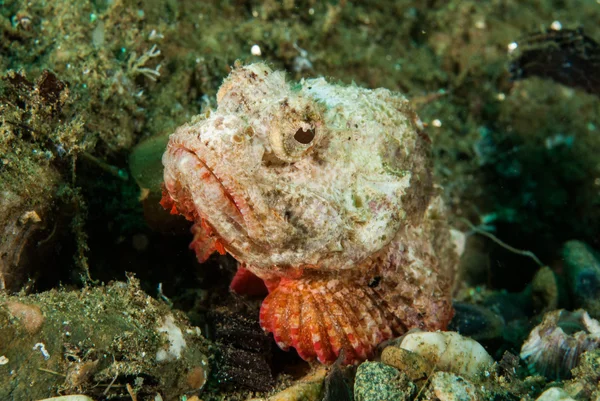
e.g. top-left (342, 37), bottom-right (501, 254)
top-left (535, 387), bottom-right (575, 401)
top-left (251, 44), bottom-right (262, 56)
top-left (36, 396), bottom-right (94, 401)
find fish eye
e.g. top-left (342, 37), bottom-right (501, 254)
top-left (267, 99), bottom-right (324, 162)
top-left (293, 127), bottom-right (315, 144)
top-left (268, 121), bottom-right (319, 162)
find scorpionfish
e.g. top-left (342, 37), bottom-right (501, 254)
top-left (161, 63), bottom-right (457, 364)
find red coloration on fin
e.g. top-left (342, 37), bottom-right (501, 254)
top-left (263, 277), bottom-right (281, 293)
top-left (159, 188), bottom-right (177, 213)
top-left (159, 184), bottom-right (196, 221)
top-left (189, 220), bottom-right (227, 263)
top-left (214, 239), bottom-right (226, 255)
top-left (230, 265), bottom-right (268, 297)
top-left (259, 277), bottom-right (399, 364)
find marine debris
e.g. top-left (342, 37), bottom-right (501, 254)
top-left (520, 309), bottom-right (600, 380)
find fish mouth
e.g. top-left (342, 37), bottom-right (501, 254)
top-left (166, 146), bottom-right (250, 243)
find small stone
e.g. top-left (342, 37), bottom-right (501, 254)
top-left (535, 387), bottom-right (576, 401)
top-left (531, 266), bottom-right (559, 314)
top-left (568, 349), bottom-right (600, 398)
top-left (562, 241), bottom-right (600, 318)
top-left (397, 331), bottom-right (494, 378)
top-left (381, 346), bottom-right (432, 382)
top-left (428, 372), bottom-right (479, 401)
top-left (448, 302), bottom-right (504, 341)
top-left (497, 351), bottom-right (519, 380)
top-left (6, 301), bottom-right (44, 334)
top-left (354, 361), bottom-right (415, 401)
top-left (251, 44), bottom-right (262, 56)
top-left (65, 360), bottom-right (99, 388)
top-left (186, 366), bottom-right (207, 390)
top-left (19, 210), bottom-right (41, 224)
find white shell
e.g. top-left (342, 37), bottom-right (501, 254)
top-left (520, 309), bottom-right (600, 379)
top-left (398, 330), bottom-right (494, 377)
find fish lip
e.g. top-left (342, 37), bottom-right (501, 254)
top-left (168, 144), bottom-right (248, 234)
top-left (164, 133), bottom-right (272, 262)
top-left (195, 153), bottom-right (246, 226)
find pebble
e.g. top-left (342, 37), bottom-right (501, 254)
top-left (397, 331), bottom-right (494, 378)
top-left (354, 361), bottom-right (414, 401)
top-left (562, 240), bottom-right (600, 318)
top-left (535, 387), bottom-right (576, 401)
top-left (448, 302), bottom-right (504, 341)
top-left (530, 266), bottom-right (560, 314)
top-left (427, 372), bottom-right (479, 401)
top-left (381, 346), bottom-right (432, 382)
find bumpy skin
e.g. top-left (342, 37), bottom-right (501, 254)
top-left (162, 63), bottom-right (457, 364)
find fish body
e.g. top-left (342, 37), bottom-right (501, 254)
top-left (161, 63), bottom-right (457, 364)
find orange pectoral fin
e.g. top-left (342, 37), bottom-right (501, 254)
top-left (259, 278), bottom-right (399, 365)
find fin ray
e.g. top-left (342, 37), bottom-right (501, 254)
top-left (260, 277), bottom-right (397, 364)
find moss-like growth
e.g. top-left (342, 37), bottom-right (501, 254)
top-left (0, 277), bottom-right (209, 400)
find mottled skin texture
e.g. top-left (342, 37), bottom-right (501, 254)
top-left (161, 63), bottom-right (457, 364)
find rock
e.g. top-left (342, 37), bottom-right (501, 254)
top-left (381, 346), bottom-right (432, 382)
top-left (354, 362), bottom-right (415, 401)
top-left (427, 372), bottom-right (479, 401)
top-left (396, 331), bottom-right (495, 378)
top-left (448, 302), bottom-right (505, 342)
top-left (530, 266), bottom-right (560, 314)
top-left (562, 240), bottom-right (600, 318)
top-left (534, 388), bottom-right (576, 401)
